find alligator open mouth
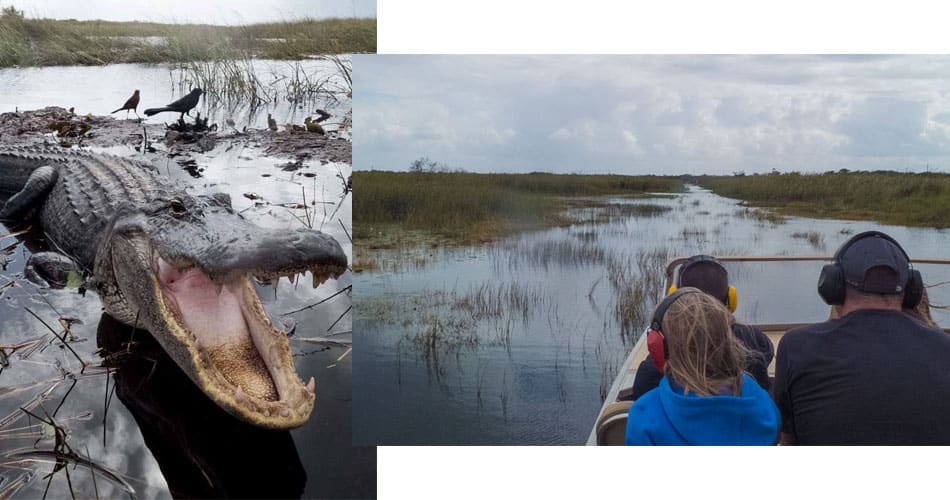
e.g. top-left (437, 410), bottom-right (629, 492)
top-left (151, 254), bottom-right (343, 428)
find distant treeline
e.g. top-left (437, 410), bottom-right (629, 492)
top-left (0, 6), bottom-right (375, 67)
top-left (355, 170), bottom-right (683, 244)
top-left (697, 171), bottom-right (950, 228)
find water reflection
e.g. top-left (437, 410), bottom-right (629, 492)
top-left (97, 314), bottom-right (306, 498)
top-left (0, 59), bottom-right (350, 131)
top-left (353, 185), bottom-right (950, 445)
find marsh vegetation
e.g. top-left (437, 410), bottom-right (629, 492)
top-left (354, 171), bottom-right (683, 246)
top-left (699, 171), bottom-right (950, 228)
top-left (0, 6), bottom-right (375, 67)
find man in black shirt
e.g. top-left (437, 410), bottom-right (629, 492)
top-left (773, 231), bottom-right (950, 445)
top-left (629, 255), bottom-right (774, 400)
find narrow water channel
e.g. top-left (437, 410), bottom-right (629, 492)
top-left (353, 185), bottom-right (950, 445)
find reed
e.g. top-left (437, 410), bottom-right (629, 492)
top-left (455, 282), bottom-right (545, 321)
top-left (354, 171), bottom-right (684, 244)
top-left (0, 7), bottom-right (374, 67)
top-left (171, 55), bottom-right (351, 109)
top-left (699, 171), bottom-right (950, 228)
top-left (791, 231), bottom-right (825, 250)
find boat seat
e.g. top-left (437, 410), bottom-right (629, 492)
top-left (595, 401), bottom-right (634, 446)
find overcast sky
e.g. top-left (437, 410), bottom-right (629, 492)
top-left (354, 55), bottom-right (950, 175)
top-left (5, 0), bottom-right (375, 24)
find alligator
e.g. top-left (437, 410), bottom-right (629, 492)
top-left (0, 146), bottom-right (348, 429)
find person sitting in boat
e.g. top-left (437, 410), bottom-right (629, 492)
top-left (625, 288), bottom-right (780, 445)
top-left (773, 231), bottom-right (950, 445)
top-left (628, 255), bottom-right (773, 401)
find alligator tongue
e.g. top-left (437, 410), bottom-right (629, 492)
top-left (157, 258), bottom-right (279, 401)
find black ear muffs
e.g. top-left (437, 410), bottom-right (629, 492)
top-left (817, 262), bottom-right (846, 305)
top-left (647, 287), bottom-right (704, 372)
top-left (817, 231), bottom-right (923, 308)
top-left (904, 269), bottom-right (924, 309)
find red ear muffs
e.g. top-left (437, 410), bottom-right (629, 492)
top-left (647, 287), bottom-right (703, 372)
top-left (647, 329), bottom-right (667, 371)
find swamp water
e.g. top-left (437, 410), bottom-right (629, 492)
top-left (0, 58), bottom-right (350, 133)
top-left (353, 185), bottom-right (950, 445)
top-left (0, 63), bottom-right (369, 498)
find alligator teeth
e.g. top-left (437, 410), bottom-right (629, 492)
top-left (306, 376), bottom-right (315, 394)
top-left (235, 386), bottom-right (246, 403)
top-left (280, 407), bottom-right (291, 418)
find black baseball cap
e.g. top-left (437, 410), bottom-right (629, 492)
top-left (839, 233), bottom-right (910, 294)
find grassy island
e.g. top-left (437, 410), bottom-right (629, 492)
top-left (0, 6), bottom-right (374, 67)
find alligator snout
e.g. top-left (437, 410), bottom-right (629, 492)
top-left (194, 227), bottom-right (347, 283)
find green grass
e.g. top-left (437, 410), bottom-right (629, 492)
top-left (698, 171), bottom-right (950, 228)
top-left (0, 6), bottom-right (374, 67)
top-left (354, 170), bottom-right (684, 246)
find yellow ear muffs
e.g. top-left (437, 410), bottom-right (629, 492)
top-left (671, 281), bottom-right (736, 311)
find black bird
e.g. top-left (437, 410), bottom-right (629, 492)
top-left (111, 89), bottom-right (140, 120)
top-left (144, 88), bottom-right (203, 118)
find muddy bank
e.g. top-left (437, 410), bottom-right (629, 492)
top-left (0, 106), bottom-right (351, 163)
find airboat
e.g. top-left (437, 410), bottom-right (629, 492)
top-left (587, 255), bottom-right (950, 446)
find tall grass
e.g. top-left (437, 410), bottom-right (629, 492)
top-left (170, 55), bottom-right (351, 110)
top-left (0, 7), bottom-right (374, 67)
top-left (354, 171), bottom-right (684, 244)
top-left (699, 171), bottom-right (950, 228)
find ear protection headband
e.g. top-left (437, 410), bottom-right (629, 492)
top-left (667, 255), bottom-right (738, 312)
top-left (647, 287), bottom-right (704, 372)
top-left (817, 231), bottom-right (923, 308)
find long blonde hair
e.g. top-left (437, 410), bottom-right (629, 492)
top-left (661, 289), bottom-right (747, 396)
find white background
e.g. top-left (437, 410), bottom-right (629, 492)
top-left (374, 1), bottom-right (947, 497)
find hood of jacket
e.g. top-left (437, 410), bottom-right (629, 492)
top-left (657, 373), bottom-right (779, 445)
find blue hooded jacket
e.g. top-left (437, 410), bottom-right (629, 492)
top-left (626, 373), bottom-right (779, 445)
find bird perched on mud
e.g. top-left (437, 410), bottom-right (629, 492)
top-left (304, 117), bottom-right (325, 135)
top-left (267, 113), bottom-right (278, 131)
top-left (111, 89), bottom-right (140, 120)
top-left (144, 88), bottom-right (202, 119)
top-left (313, 109), bottom-right (331, 123)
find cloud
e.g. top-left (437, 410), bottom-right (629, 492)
top-left (355, 55), bottom-right (950, 174)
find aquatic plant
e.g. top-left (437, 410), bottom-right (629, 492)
top-left (0, 15), bottom-right (374, 67)
top-left (354, 171), bottom-right (685, 246)
top-left (791, 231), bottom-right (825, 251)
top-left (498, 239), bottom-right (608, 271)
top-left (700, 171), bottom-right (950, 228)
top-left (734, 207), bottom-right (786, 225)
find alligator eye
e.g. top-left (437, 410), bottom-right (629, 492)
top-left (169, 199), bottom-right (187, 215)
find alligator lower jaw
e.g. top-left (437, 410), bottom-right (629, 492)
top-left (152, 257), bottom-right (331, 429)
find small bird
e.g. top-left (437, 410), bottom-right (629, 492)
top-left (304, 117), bottom-right (325, 135)
top-left (111, 90), bottom-right (140, 120)
top-left (144, 88), bottom-right (202, 119)
top-left (313, 109), bottom-right (331, 123)
top-left (267, 113), bottom-right (278, 131)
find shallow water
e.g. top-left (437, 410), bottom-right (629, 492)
top-left (0, 110), bottom-right (370, 495)
top-left (353, 185), bottom-right (950, 445)
top-left (0, 59), bottom-right (350, 132)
